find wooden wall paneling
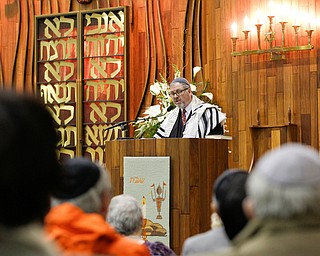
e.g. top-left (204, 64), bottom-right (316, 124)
top-left (310, 71), bottom-right (318, 148)
top-left (0, 60), bottom-right (3, 88)
top-left (250, 57), bottom-right (259, 125)
top-left (57, 0), bottom-right (71, 13)
top-left (26, 0), bottom-right (35, 92)
top-left (13, 0), bottom-right (26, 92)
top-left (130, 0), bottom-right (149, 119)
top-left (198, 141), bottom-right (207, 230)
top-left (33, 0), bottom-right (41, 15)
top-left (267, 76), bottom-right (277, 125)
top-left (1, 0), bottom-right (19, 88)
top-left (183, 0), bottom-right (195, 79)
top-left (143, 0), bottom-right (157, 109)
top-left (283, 63), bottom-right (293, 122)
top-left (105, 140), bottom-right (121, 195)
top-left (189, 139), bottom-right (200, 187)
top-left (166, 139), bottom-right (180, 251)
top-left (291, 62), bottom-right (301, 125)
top-left (133, 138), bottom-right (144, 156)
top-left (155, 138), bottom-right (166, 156)
top-left (42, 0), bottom-right (51, 14)
top-left (275, 62), bottom-right (284, 125)
top-left (192, 0), bottom-right (202, 70)
top-left (166, 139), bottom-right (180, 209)
top-left (142, 138), bottom-right (155, 155)
top-left (169, 0), bottom-right (187, 75)
top-left (300, 53), bottom-right (311, 115)
top-left (301, 114), bottom-right (311, 145)
top-left (179, 214), bottom-right (190, 253)
top-left (171, 208), bottom-right (180, 253)
top-left (154, 0), bottom-right (167, 77)
top-left (238, 101), bottom-right (246, 131)
top-left (239, 130), bottom-right (247, 168)
top-left (189, 186), bottom-right (200, 234)
top-left (51, 0), bottom-right (59, 13)
top-left (179, 139), bottom-right (190, 215)
top-left (110, 0), bottom-right (120, 6)
top-left (258, 60), bottom-right (267, 125)
top-left (231, 70), bottom-right (239, 165)
top-left (318, 89), bottom-right (320, 148)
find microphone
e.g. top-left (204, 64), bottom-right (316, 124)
top-left (167, 105), bottom-right (175, 112)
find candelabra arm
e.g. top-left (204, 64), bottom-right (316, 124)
top-left (255, 24), bottom-right (262, 51)
top-left (280, 22), bottom-right (287, 48)
top-left (305, 30), bottom-right (313, 45)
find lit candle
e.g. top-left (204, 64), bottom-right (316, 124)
top-left (244, 15), bottom-right (250, 31)
top-left (142, 196), bottom-right (147, 218)
top-left (268, 0), bottom-right (275, 17)
top-left (306, 16), bottom-right (313, 30)
top-left (231, 22), bottom-right (238, 38)
top-left (256, 9), bottom-right (262, 24)
top-left (293, 13), bottom-right (300, 27)
top-left (279, 4), bottom-right (288, 22)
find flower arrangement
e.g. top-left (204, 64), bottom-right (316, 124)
top-left (133, 66), bottom-right (214, 138)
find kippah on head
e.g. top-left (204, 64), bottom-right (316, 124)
top-left (53, 157), bottom-right (100, 199)
top-left (213, 169), bottom-right (248, 208)
top-left (170, 77), bottom-right (190, 87)
top-left (252, 143), bottom-right (320, 186)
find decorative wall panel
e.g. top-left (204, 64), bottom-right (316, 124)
top-left (35, 8), bottom-right (128, 162)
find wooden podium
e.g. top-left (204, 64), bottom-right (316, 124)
top-left (105, 138), bottom-right (229, 255)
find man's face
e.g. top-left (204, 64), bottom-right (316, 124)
top-left (169, 82), bottom-right (192, 109)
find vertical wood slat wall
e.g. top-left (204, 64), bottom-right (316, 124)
top-left (1, 0), bottom-right (320, 247)
top-left (1, 0), bottom-right (319, 185)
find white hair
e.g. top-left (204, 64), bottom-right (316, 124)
top-left (51, 164), bottom-right (112, 214)
top-left (107, 194), bottom-right (143, 236)
top-left (247, 169), bottom-right (320, 219)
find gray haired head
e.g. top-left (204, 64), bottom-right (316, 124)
top-left (248, 143), bottom-right (320, 218)
top-left (107, 194), bottom-right (143, 236)
top-left (170, 77), bottom-right (190, 88)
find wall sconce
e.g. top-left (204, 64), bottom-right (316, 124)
top-left (231, 6), bottom-right (314, 60)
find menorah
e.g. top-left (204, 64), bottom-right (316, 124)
top-left (231, 15), bottom-right (314, 60)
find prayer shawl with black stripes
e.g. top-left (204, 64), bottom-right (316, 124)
top-left (154, 95), bottom-right (226, 138)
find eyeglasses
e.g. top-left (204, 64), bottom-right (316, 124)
top-left (169, 87), bottom-right (189, 97)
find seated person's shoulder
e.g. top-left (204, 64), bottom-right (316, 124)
top-left (110, 235), bottom-right (150, 256)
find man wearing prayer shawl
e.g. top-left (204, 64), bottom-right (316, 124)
top-left (154, 77), bottom-right (226, 138)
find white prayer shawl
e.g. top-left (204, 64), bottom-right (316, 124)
top-left (154, 95), bottom-right (226, 138)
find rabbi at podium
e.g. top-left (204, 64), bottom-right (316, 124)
top-left (154, 77), bottom-right (226, 138)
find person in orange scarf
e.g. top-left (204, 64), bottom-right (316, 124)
top-left (45, 157), bottom-right (150, 256)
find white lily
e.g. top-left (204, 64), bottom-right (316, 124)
top-left (190, 84), bottom-right (197, 92)
top-left (193, 66), bottom-right (201, 78)
top-left (174, 70), bottom-right (181, 78)
top-left (150, 82), bottom-right (161, 95)
top-left (202, 92), bottom-right (213, 101)
top-left (143, 105), bottom-right (161, 117)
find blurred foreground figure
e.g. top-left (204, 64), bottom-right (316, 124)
top-left (107, 194), bottom-right (176, 256)
top-left (182, 169), bottom-right (248, 255)
top-left (0, 92), bottom-right (61, 256)
top-left (45, 157), bottom-right (150, 256)
top-left (214, 143), bottom-right (320, 256)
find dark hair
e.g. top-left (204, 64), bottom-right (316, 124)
top-left (213, 169), bottom-right (248, 240)
top-left (0, 91), bottom-right (61, 227)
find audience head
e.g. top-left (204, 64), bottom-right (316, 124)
top-left (107, 194), bottom-right (143, 236)
top-left (213, 169), bottom-right (249, 240)
top-left (0, 91), bottom-right (61, 227)
top-left (51, 157), bottom-right (112, 216)
top-left (245, 143), bottom-right (320, 220)
top-left (169, 77), bottom-right (192, 109)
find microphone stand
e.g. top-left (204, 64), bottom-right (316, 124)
top-left (105, 105), bottom-right (176, 138)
